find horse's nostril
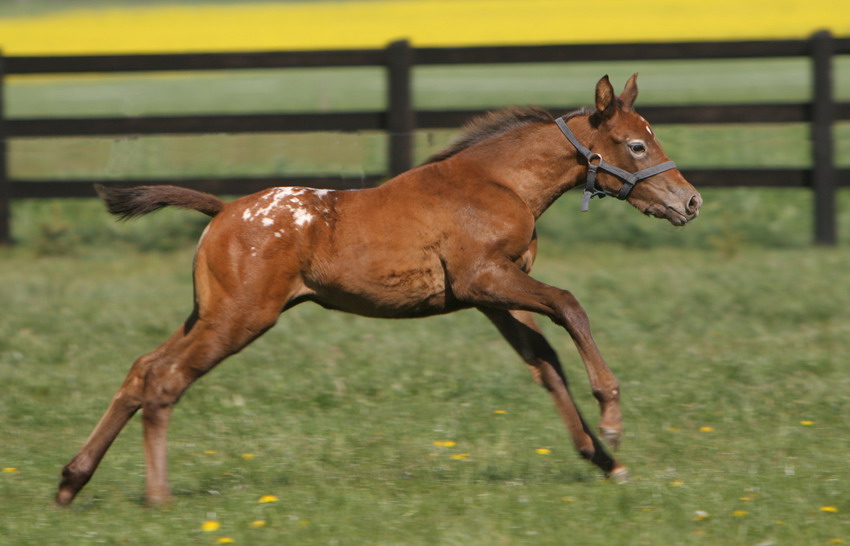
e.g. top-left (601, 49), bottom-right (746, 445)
top-left (686, 194), bottom-right (702, 215)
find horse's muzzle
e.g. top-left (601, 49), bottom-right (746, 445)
top-left (662, 192), bottom-right (701, 226)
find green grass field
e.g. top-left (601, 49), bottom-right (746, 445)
top-left (2, 39), bottom-right (850, 546)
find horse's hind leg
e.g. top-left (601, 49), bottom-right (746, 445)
top-left (57, 302), bottom-right (281, 506)
top-left (56, 327), bottom-right (190, 506)
top-left (480, 308), bottom-right (627, 481)
top-left (139, 308), bottom-right (280, 504)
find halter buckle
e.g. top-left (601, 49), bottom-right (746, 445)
top-left (581, 153), bottom-right (604, 212)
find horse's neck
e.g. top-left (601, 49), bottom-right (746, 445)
top-left (462, 120), bottom-right (590, 219)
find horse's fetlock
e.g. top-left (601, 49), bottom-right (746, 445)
top-left (593, 386), bottom-right (620, 403)
top-left (59, 460), bottom-right (91, 493)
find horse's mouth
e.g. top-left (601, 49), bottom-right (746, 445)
top-left (665, 206), bottom-right (694, 226)
top-left (642, 204), bottom-right (696, 226)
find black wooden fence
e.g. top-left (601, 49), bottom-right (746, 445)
top-left (1, 31), bottom-right (848, 245)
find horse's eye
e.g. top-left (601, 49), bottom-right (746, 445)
top-left (629, 142), bottom-right (646, 155)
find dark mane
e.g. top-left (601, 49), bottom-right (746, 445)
top-left (424, 106), bottom-right (554, 164)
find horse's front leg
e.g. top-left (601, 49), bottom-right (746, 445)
top-left (549, 297), bottom-right (623, 449)
top-left (454, 262), bottom-right (626, 477)
top-left (480, 308), bottom-right (624, 477)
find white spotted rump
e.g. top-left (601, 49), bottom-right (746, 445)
top-left (240, 187), bottom-right (332, 233)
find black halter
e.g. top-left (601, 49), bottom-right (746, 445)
top-left (554, 115), bottom-right (677, 212)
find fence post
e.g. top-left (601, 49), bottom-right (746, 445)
top-left (810, 30), bottom-right (837, 246)
top-left (0, 51), bottom-right (10, 246)
top-left (386, 40), bottom-right (414, 178)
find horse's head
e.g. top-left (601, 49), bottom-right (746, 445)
top-left (579, 74), bottom-right (702, 226)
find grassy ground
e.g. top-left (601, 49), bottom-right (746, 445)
top-left (1, 190), bottom-right (849, 545)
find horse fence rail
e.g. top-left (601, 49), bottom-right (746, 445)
top-left (1, 31), bottom-right (848, 245)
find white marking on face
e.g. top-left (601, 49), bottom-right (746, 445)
top-left (638, 116), bottom-right (654, 137)
top-left (261, 217), bottom-right (274, 227)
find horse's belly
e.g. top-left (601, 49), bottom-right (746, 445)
top-left (308, 263), bottom-right (461, 318)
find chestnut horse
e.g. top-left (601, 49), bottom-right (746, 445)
top-left (57, 75), bottom-right (701, 506)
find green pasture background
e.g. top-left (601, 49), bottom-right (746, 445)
top-left (1, 41), bottom-right (850, 546)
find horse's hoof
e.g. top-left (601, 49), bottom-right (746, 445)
top-left (55, 488), bottom-right (76, 507)
top-left (145, 493), bottom-right (174, 507)
top-left (608, 466), bottom-right (630, 484)
top-left (600, 427), bottom-right (622, 450)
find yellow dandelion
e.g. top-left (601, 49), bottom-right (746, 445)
top-left (450, 453), bottom-right (471, 460)
top-left (732, 510), bottom-right (748, 517)
top-left (216, 538), bottom-right (234, 544)
top-left (535, 448), bottom-right (552, 455)
top-left (493, 410), bottom-right (507, 415)
top-left (297, 520), bottom-right (310, 526)
top-left (201, 520), bottom-right (221, 532)
top-left (2, 467), bottom-right (17, 473)
top-left (800, 420), bottom-right (815, 426)
top-left (820, 506), bottom-right (839, 513)
top-left (258, 495), bottom-right (279, 503)
top-left (241, 453), bottom-right (255, 461)
top-left (433, 440), bottom-right (456, 447)
top-left (699, 426), bottom-right (714, 432)
top-left (203, 450), bottom-right (217, 455)
top-left (666, 427), bottom-right (679, 432)
top-left (669, 480), bottom-right (685, 487)
top-left (829, 539), bottom-right (844, 545)
top-left (739, 495), bottom-right (756, 502)
top-left (250, 520), bottom-right (267, 528)
top-left (693, 510), bottom-right (710, 521)
top-left (561, 496), bottom-right (576, 503)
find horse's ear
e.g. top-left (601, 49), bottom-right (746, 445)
top-left (594, 75), bottom-right (617, 120)
top-left (620, 73), bottom-right (639, 110)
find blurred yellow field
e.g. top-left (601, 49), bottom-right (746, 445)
top-left (0, 0), bottom-right (846, 55)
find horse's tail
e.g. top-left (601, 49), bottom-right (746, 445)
top-left (94, 184), bottom-right (224, 221)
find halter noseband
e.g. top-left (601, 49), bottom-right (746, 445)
top-left (554, 115), bottom-right (677, 212)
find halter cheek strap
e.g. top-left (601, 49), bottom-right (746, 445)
top-left (554, 116), bottom-right (677, 212)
